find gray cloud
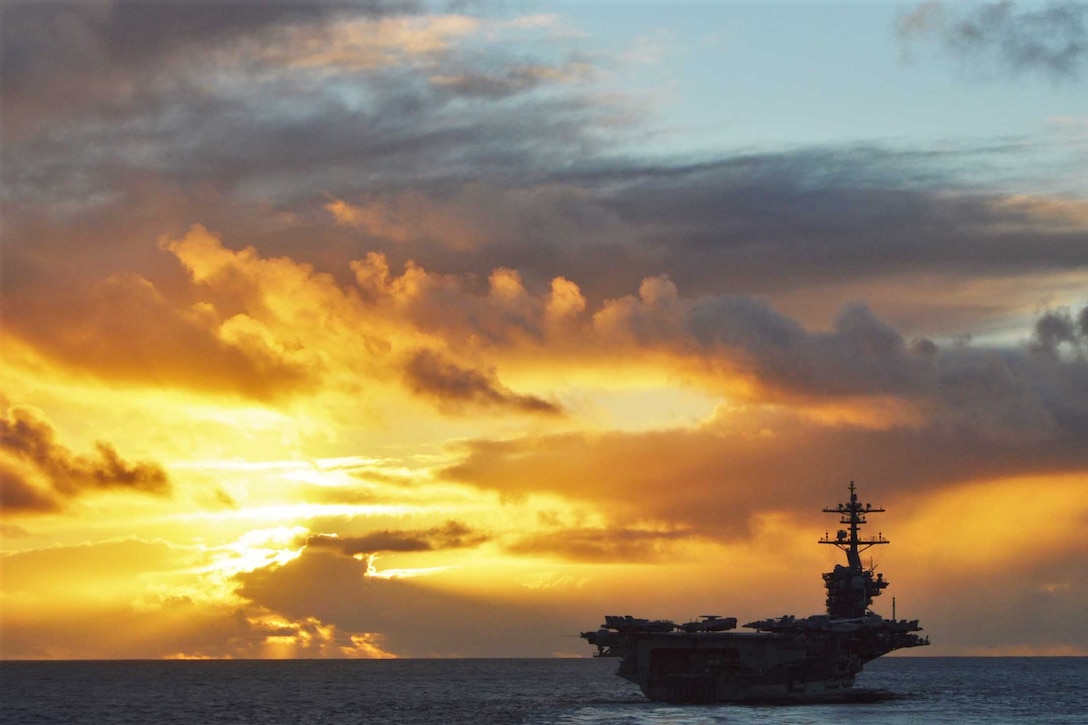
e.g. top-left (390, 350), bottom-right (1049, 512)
top-left (1031, 305), bottom-right (1088, 354)
top-left (585, 150), bottom-right (1087, 296)
top-left (685, 298), bottom-right (938, 399)
top-left (898, 1), bottom-right (1088, 81)
top-left (0, 1), bottom-right (415, 139)
top-left (1, 1), bottom-right (608, 210)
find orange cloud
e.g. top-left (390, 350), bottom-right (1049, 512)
top-left (1, 269), bottom-right (313, 402)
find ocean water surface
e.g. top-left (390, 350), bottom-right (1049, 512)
top-left (2, 657), bottom-right (1085, 724)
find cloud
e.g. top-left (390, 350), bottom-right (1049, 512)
top-left (305, 156), bottom-right (1088, 341)
top-left (897, 1), bottom-right (1088, 81)
top-left (443, 306), bottom-right (1088, 537)
top-left (0, 0), bottom-right (415, 139)
top-left (3, 0), bottom-right (1086, 664)
top-left (0, 597), bottom-right (390, 660)
top-left (0, 404), bottom-right (170, 513)
top-left (4, 226), bottom-right (570, 413)
top-left (305, 520), bottom-right (490, 556)
top-left (588, 151), bottom-right (1088, 301)
top-left (429, 61), bottom-right (592, 98)
top-left (324, 192), bottom-right (488, 251)
top-left (5, 1), bottom-right (1086, 360)
top-left (7, 49), bottom-right (1087, 377)
top-left (258, 14), bottom-right (481, 73)
top-left (2, 4), bottom-right (611, 213)
top-left (595, 290), bottom-right (939, 401)
top-left (403, 348), bottom-right (562, 415)
top-left (1031, 304), bottom-right (1088, 354)
top-left (0, 535), bottom-right (388, 658)
top-left (505, 526), bottom-right (701, 563)
top-left (7, 218), bottom-right (1084, 429)
top-left (234, 546), bottom-right (580, 656)
top-left (2, 269), bottom-right (314, 401)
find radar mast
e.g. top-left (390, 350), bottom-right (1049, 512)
top-left (819, 482), bottom-right (890, 618)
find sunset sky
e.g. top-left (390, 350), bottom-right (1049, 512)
top-left (2, 0), bottom-right (1087, 660)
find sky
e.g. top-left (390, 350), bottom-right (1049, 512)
top-left (1, 0), bottom-right (1087, 660)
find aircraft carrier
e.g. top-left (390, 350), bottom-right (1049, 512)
top-left (581, 482), bottom-right (929, 702)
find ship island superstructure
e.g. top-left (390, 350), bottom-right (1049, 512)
top-left (581, 483), bottom-right (928, 702)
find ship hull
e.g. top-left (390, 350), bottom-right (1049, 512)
top-left (611, 629), bottom-right (907, 703)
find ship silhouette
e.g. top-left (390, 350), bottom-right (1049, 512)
top-left (581, 483), bottom-right (929, 702)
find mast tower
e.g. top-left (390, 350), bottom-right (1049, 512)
top-left (819, 482), bottom-right (890, 618)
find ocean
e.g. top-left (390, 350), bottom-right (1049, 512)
top-left (2, 657), bottom-right (1085, 724)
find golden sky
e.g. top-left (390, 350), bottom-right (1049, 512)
top-left (2, 1), bottom-right (1087, 659)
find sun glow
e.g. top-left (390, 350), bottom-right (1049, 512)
top-left (203, 526), bottom-right (308, 576)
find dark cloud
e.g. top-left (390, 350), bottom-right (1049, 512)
top-left (403, 348), bottom-right (562, 414)
top-left (685, 299), bottom-right (937, 399)
top-left (0, 404), bottom-right (171, 513)
top-left (581, 151), bottom-right (1088, 303)
top-left (897, 1), bottom-right (1088, 81)
top-left (1031, 305), bottom-right (1088, 354)
top-left (5, 74), bottom-right (607, 208)
top-left (305, 520), bottom-right (490, 555)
